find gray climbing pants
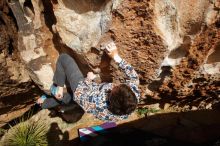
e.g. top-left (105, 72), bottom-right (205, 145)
top-left (42, 53), bottom-right (84, 109)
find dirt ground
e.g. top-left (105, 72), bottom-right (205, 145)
top-left (15, 102), bottom-right (220, 146)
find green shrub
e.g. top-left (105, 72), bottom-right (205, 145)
top-left (137, 108), bottom-right (160, 116)
top-left (3, 120), bottom-right (48, 146)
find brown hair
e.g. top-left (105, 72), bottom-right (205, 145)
top-left (108, 84), bottom-right (138, 115)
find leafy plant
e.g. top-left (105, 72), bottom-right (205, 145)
top-left (3, 120), bottom-right (48, 146)
top-left (137, 108), bottom-right (160, 116)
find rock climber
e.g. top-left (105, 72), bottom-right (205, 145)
top-left (36, 41), bottom-right (140, 121)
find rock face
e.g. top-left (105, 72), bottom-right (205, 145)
top-left (0, 0), bottom-right (219, 124)
top-left (0, 0), bottom-right (33, 126)
top-left (54, 0), bottom-right (112, 53)
top-left (0, 0), bottom-right (31, 97)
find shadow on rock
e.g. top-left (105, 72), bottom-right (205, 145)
top-left (49, 102), bottom-right (85, 123)
top-left (67, 107), bottom-right (220, 146)
top-left (47, 122), bottom-right (69, 146)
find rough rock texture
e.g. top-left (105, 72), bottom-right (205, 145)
top-left (0, 0), bottom-right (31, 97)
top-left (0, 0), bottom-right (38, 127)
top-left (9, 0), bottom-right (220, 98)
top-left (54, 0), bottom-right (111, 53)
top-left (0, 0), bottom-right (220, 125)
top-left (9, 0), bottom-right (59, 92)
top-left (107, 0), bottom-right (220, 105)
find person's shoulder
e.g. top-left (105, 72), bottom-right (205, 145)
top-left (126, 82), bottom-right (140, 101)
top-left (99, 82), bottom-right (113, 90)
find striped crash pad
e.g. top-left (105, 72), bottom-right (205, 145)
top-left (78, 122), bottom-right (117, 141)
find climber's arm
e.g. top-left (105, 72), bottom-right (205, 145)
top-left (105, 42), bottom-right (139, 85)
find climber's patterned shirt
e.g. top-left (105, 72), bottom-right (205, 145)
top-left (73, 59), bottom-right (140, 122)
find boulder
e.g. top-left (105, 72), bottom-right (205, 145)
top-left (0, 0), bottom-right (219, 125)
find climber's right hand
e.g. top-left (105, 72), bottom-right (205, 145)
top-left (105, 42), bottom-right (122, 63)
